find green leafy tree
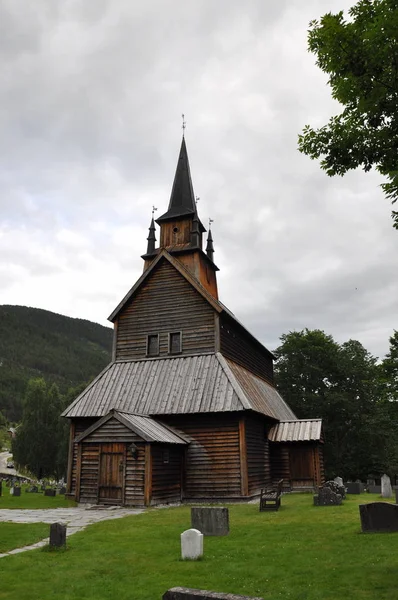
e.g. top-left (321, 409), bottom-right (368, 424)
top-left (381, 330), bottom-right (398, 400)
top-left (274, 329), bottom-right (390, 479)
top-left (12, 379), bottom-right (65, 479)
top-left (298, 0), bottom-right (398, 228)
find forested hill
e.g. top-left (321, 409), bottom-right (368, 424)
top-left (0, 305), bottom-right (113, 422)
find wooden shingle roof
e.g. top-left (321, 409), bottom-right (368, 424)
top-left (62, 353), bottom-right (296, 421)
top-left (268, 419), bottom-right (323, 443)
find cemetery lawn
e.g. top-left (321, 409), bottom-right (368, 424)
top-left (0, 486), bottom-right (76, 509)
top-left (1, 493), bottom-right (398, 600)
top-left (0, 522), bottom-right (48, 553)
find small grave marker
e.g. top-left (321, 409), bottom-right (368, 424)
top-left (10, 486), bottom-right (21, 497)
top-left (359, 502), bottom-right (398, 533)
top-left (163, 588), bottom-right (264, 600)
top-left (314, 486), bottom-right (342, 506)
top-left (44, 489), bottom-right (56, 497)
top-left (381, 474), bottom-right (393, 498)
top-left (181, 529), bottom-right (203, 560)
top-left (191, 507), bottom-right (229, 536)
top-left (334, 476), bottom-right (343, 487)
top-left (50, 523), bottom-right (67, 548)
top-left (346, 482), bottom-right (361, 494)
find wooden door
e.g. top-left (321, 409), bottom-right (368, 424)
top-left (289, 446), bottom-right (315, 489)
top-left (98, 443), bottom-right (125, 505)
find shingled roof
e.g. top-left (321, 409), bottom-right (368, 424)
top-left (268, 419), bottom-right (323, 443)
top-left (62, 353), bottom-right (296, 421)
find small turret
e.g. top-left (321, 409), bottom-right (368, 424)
top-left (206, 227), bottom-right (215, 262)
top-left (146, 217), bottom-right (156, 255)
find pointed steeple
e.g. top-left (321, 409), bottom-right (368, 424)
top-left (206, 227), bottom-right (215, 262)
top-left (146, 217), bottom-right (156, 255)
top-left (156, 137), bottom-right (201, 224)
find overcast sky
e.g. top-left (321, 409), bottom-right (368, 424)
top-left (1, 0), bottom-right (396, 360)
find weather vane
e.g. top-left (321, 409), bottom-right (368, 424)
top-left (209, 218), bottom-right (214, 229)
top-left (195, 196), bottom-right (200, 205)
top-left (182, 113), bottom-right (186, 136)
top-left (152, 205), bottom-right (158, 217)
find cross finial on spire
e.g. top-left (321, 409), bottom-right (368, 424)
top-left (152, 205), bottom-right (158, 218)
top-left (195, 196), bottom-right (200, 205)
top-left (209, 218), bottom-right (214, 229)
top-left (182, 113), bottom-right (186, 136)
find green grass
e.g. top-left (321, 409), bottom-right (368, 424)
top-left (0, 522), bottom-right (48, 553)
top-left (0, 485), bottom-right (76, 509)
top-left (1, 494), bottom-right (398, 600)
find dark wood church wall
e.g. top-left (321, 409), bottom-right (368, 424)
top-left (151, 445), bottom-right (183, 505)
top-left (245, 415), bottom-right (271, 495)
top-left (68, 418), bottom-right (97, 496)
top-left (163, 413), bottom-right (242, 499)
top-left (219, 315), bottom-right (274, 384)
top-left (269, 443), bottom-right (291, 489)
top-left (115, 260), bottom-right (215, 360)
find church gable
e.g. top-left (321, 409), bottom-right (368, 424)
top-left (115, 257), bottom-right (216, 361)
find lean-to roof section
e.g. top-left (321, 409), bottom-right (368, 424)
top-left (268, 419), bottom-right (323, 442)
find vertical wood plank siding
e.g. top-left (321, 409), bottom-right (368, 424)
top-left (151, 445), bottom-right (183, 504)
top-left (269, 443), bottom-right (291, 490)
top-left (245, 415), bottom-right (271, 495)
top-left (80, 443), bottom-right (100, 503)
top-left (115, 260), bottom-right (215, 360)
top-left (164, 414), bottom-right (241, 499)
top-left (219, 316), bottom-right (274, 384)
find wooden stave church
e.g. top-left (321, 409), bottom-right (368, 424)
top-left (63, 137), bottom-right (324, 507)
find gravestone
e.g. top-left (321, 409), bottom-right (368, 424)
top-left (323, 480), bottom-right (345, 499)
top-left (381, 474), bottom-right (393, 498)
top-left (314, 486), bottom-right (342, 506)
top-left (395, 489), bottom-right (398, 504)
top-left (50, 523), bottom-right (67, 548)
top-left (346, 482), bottom-right (361, 494)
top-left (359, 502), bottom-right (398, 533)
top-left (368, 484), bottom-right (381, 494)
top-left (57, 486), bottom-right (67, 495)
top-left (191, 507), bottom-right (229, 536)
top-left (334, 476), bottom-right (343, 487)
top-left (181, 529), bottom-right (203, 560)
top-left (10, 486), bottom-right (21, 497)
top-left (44, 489), bottom-right (56, 497)
top-left (163, 588), bottom-right (264, 600)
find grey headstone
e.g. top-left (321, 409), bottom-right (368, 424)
top-left (334, 477), bottom-right (343, 486)
top-left (346, 482), bottom-right (362, 494)
top-left (50, 523), bottom-right (67, 547)
top-left (395, 488), bottom-right (398, 504)
top-left (359, 502), bottom-right (398, 533)
top-left (181, 529), bottom-right (203, 560)
top-left (368, 485), bottom-right (381, 494)
top-left (381, 474), bottom-right (393, 498)
top-left (314, 486), bottom-right (342, 506)
top-left (58, 486), bottom-right (67, 495)
top-left (191, 507), bottom-right (229, 536)
top-left (11, 486), bottom-right (21, 497)
top-left (163, 589), bottom-right (264, 600)
top-left (44, 489), bottom-right (56, 497)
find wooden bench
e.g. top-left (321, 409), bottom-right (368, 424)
top-left (259, 479), bottom-right (283, 512)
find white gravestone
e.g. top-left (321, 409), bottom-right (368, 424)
top-left (381, 473), bottom-right (393, 498)
top-left (181, 528), bottom-right (203, 560)
top-left (334, 477), bottom-right (343, 487)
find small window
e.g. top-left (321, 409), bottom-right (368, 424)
top-left (162, 450), bottom-right (170, 464)
top-left (169, 331), bottom-right (182, 354)
top-left (147, 334), bottom-right (159, 356)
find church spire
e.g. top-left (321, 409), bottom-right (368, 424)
top-left (206, 223), bottom-right (215, 262)
top-left (156, 137), bottom-right (197, 223)
top-left (146, 216), bottom-right (156, 255)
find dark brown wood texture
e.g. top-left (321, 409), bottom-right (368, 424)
top-left (160, 218), bottom-right (193, 247)
top-left (239, 418), bottom-right (248, 496)
top-left (151, 445), bottom-right (183, 504)
top-left (164, 414), bottom-right (242, 499)
top-left (270, 442), bottom-right (324, 489)
top-left (144, 443), bottom-right (152, 506)
top-left (82, 417), bottom-right (142, 444)
top-left (219, 315), bottom-right (274, 383)
top-left (269, 443), bottom-right (291, 489)
top-left (175, 252), bottom-right (218, 299)
top-left (115, 260), bottom-right (215, 360)
top-left (69, 418), bottom-right (96, 496)
top-left (245, 415), bottom-right (271, 495)
top-left (80, 443), bottom-right (100, 503)
top-left (98, 443), bottom-right (125, 504)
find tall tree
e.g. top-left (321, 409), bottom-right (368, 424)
top-left (298, 0), bottom-right (398, 229)
top-left (12, 378), bottom-right (65, 479)
top-left (274, 329), bottom-right (389, 479)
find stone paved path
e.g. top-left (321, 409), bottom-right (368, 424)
top-left (0, 506), bottom-right (144, 558)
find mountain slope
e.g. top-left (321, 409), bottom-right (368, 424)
top-left (0, 305), bottom-right (113, 422)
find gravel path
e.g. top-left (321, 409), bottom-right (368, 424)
top-left (0, 506), bottom-right (144, 558)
